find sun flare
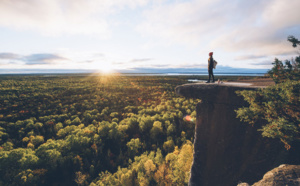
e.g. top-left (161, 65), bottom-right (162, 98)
top-left (96, 62), bottom-right (114, 74)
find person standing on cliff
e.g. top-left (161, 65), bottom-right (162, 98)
top-left (206, 52), bottom-right (216, 83)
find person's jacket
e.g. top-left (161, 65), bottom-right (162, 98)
top-left (208, 57), bottom-right (214, 70)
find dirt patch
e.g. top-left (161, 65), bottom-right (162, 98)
top-left (234, 78), bottom-right (275, 87)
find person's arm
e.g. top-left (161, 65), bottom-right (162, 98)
top-left (208, 58), bottom-right (210, 69)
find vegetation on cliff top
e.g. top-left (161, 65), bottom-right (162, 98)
top-left (236, 36), bottom-right (300, 150)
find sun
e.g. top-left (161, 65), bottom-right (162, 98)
top-left (96, 62), bottom-right (114, 74)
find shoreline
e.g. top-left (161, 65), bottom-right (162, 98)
top-left (0, 72), bottom-right (267, 77)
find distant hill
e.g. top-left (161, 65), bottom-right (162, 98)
top-left (0, 66), bottom-right (268, 75)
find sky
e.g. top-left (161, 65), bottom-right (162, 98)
top-left (0, 0), bottom-right (300, 74)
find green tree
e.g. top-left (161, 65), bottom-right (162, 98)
top-left (236, 77), bottom-right (300, 149)
top-left (36, 139), bottom-right (63, 168)
top-left (30, 135), bottom-right (44, 146)
top-left (165, 142), bottom-right (193, 185)
top-left (288, 35), bottom-right (300, 48)
top-left (268, 36), bottom-right (300, 83)
top-left (237, 36), bottom-right (300, 150)
top-left (0, 75), bottom-right (198, 185)
top-left (163, 139), bottom-right (175, 153)
top-left (150, 121), bottom-right (163, 141)
top-left (126, 138), bottom-right (142, 157)
top-left (71, 117), bottom-right (81, 125)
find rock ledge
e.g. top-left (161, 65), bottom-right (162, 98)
top-left (175, 83), bottom-right (291, 186)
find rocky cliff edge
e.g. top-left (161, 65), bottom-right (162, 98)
top-left (175, 82), bottom-right (298, 186)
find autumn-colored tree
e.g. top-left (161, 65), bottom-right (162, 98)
top-left (237, 36), bottom-right (300, 150)
top-left (0, 75), bottom-right (198, 185)
top-left (236, 80), bottom-right (300, 149)
top-left (127, 138), bottom-right (142, 157)
top-left (268, 36), bottom-right (300, 84)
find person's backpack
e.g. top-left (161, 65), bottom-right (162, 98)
top-left (213, 60), bottom-right (217, 69)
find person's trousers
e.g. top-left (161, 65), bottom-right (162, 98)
top-left (208, 68), bottom-right (214, 82)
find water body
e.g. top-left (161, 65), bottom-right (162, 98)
top-left (120, 73), bottom-right (266, 76)
top-left (0, 72), bottom-right (266, 77)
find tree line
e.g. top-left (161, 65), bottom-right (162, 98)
top-left (0, 75), bottom-right (198, 185)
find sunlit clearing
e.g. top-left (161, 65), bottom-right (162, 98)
top-left (95, 72), bottom-right (120, 85)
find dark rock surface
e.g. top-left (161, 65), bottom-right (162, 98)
top-left (238, 164), bottom-right (300, 186)
top-left (252, 164), bottom-right (300, 186)
top-left (175, 83), bottom-right (297, 186)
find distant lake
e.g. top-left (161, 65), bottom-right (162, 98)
top-left (120, 73), bottom-right (266, 76)
top-left (0, 72), bottom-right (266, 77)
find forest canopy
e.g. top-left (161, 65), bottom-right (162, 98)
top-left (0, 75), bottom-right (198, 185)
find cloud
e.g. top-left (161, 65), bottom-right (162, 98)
top-left (143, 64), bottom-right (169, 68)
top-left (137, 0), bottom-right (225, 45)
top-left (210, 0), bottom-right (300, 54)
top-left (137, 0), bottom-right (300, 56)
top-left (0, 53), bottom-right (21, 59)
top-left (0, 52), bottom-right (68, 65)
top-left (130, 58), bottom-right (152, 63)
top-left (235, 55), bottom-right (268, 61)
top-left (79, 60), bottom-right (94, 64)
top-left (180, 63), bottom-right (207, 68)
top-left (235, 50), bottom-right (297, 61)
top-left (0, 53), bottom-right (23, 66)
top-left (23, 53), bottom-right (68, 65)
top-left (0, 68), bottom-right (97, 74)
top-left (250, 60), bottom-right (273, 66)
top-left (93, 53), bottom-right (105, 58)
top-left (0, 0), bottom-right (148, 37)
top-left (111, 58), bottom-right (153, 67)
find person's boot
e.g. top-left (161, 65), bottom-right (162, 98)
top-left (206, 81), bottom-right (210, 83)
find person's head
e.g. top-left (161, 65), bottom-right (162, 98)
top-left (209, 52), bottom-right (213, 56)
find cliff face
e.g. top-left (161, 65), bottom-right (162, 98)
top-left (175, 83), bottom-right (293, 186)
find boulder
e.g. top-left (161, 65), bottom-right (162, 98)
top-left (238, 164), bottom-right (300, 186)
